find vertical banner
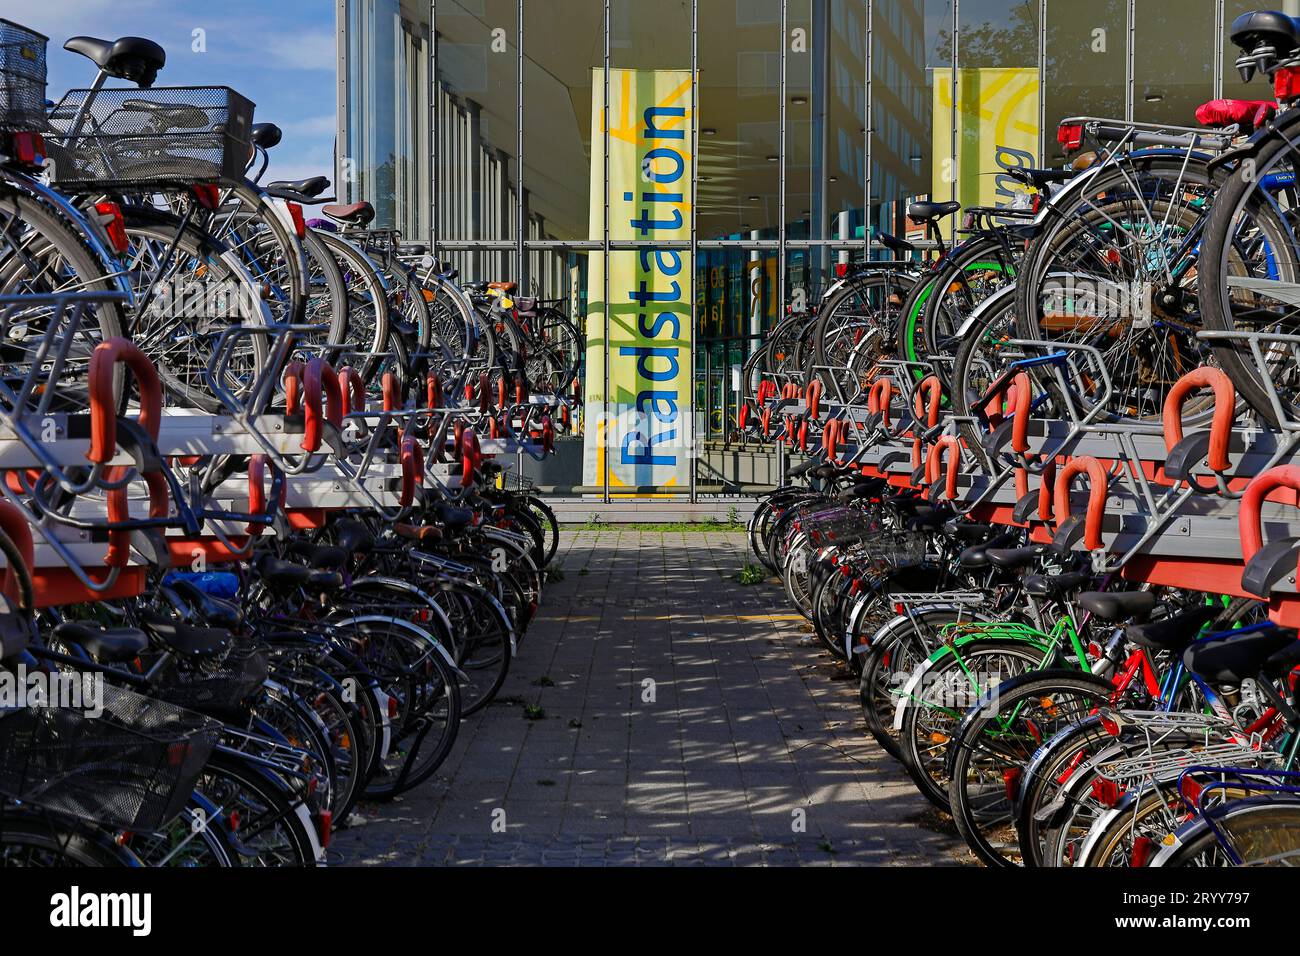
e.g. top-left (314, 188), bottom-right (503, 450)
top-left (583, 67), bottom-right (694, 493)
top-left (931, 67), bottom-right (1039, 237)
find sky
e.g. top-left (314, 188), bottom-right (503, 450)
top-left (16, 0), bottom-right (337, 185)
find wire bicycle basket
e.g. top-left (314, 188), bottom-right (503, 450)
top-left (0, 20), bottom-right (46, 131)
top-left (45, 86), bottom-right (254, 188)
top-left (0, 681), bottom-right (219, 831)
top-left (151, 641), bottom-right (270, 712)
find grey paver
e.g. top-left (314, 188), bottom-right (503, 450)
top-left (331, 530), bottom-right (971, 867)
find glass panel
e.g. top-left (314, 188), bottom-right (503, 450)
top-left (1221, 0), bottom-right (1276, 105)
top-left (435, 0), bottom-right (520, 281)
top-left (342, 0), bottom-right (429, 237)
top-left (871, 0), bottom-right (941, 245)
top-left (697, 0), bottom-right (781, 245)
top-left (946, 0), bottom-right (1042, 237)
top-left (521, 0), bottom-right (602, 303)
top-left (1043, 0), bottom-right (1126, 162)
top-left (1133, 0), bottom-right (1215, 124)
top-left (824, 0), bottom-right (868, 256)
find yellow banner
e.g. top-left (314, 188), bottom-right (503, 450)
top-left (583, 68), bottom-right (694, 492)
top-left (932, 67), bottom-right (1039, 238)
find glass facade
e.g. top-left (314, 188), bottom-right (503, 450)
top-left (337, 0), bottom-right (1254, 494)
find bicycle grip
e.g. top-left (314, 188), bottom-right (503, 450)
top-left (913, 374), bottom-right (943, 429)
top-left (1239, 465), bottom-right (1300, 563)
top-left (1053, 455), bottom-right (1108, 551)
top-left (337, 366), bottom-right (366, 417)
top-left (1163, 366), bottom-right (1235, 473)
top-left (400, 433), bottom-right (424, 507)
top-left (924, 434), bottom-right (960, 501)
top-left (460, 428), bottom-right (482, 488)
top-left (282, 359), bottom-right (306, 416)
top-left (301, 358), bottom-right (344, 453)
top-left (87, 338), bottom-right (163, 465)
top-left (104, 467), bottom-right (169, 567)
top-left (0, 500), bottom-right (35, 608)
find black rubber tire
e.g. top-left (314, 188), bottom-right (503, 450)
top-left (946, 669), bottom-right (1115, 867)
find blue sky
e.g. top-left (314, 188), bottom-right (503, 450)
top-left (18, 0), bottom-right (336, 185)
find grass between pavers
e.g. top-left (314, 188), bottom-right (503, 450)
top-left (564, 520), bottom-right (745, 532)
top-left (563, 506), bottom-right (744, 533)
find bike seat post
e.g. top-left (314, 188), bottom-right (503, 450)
top-left (927, 218), bottom-right (948, 260)
top-left (64, 68), bottom-right (110, 142)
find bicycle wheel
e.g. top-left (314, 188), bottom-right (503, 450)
top-left (347, 617), bottom-right (462, 800)
top-left (1013, 155), bottom-right (1219, 424)
top-left (0, 185), bottom-right (125, 413)
top-left (432, 580), bottom-right (513, 715)
top-left (948, 282), bottom-right (1033, 470)
top-left (916, 239), bottom-right (1019, 375)
top-left (0, 813), bottom-right (136, 866)
top-left (1156, 798), bottom-right (1300, 867)
top-left (1080, 780), bottom-right (1187, 867)
top-left (313, 231), bottom-right (391, 384)
top-left (897, 638), bottom-right (1046, 811)
top-left (193, 750), bottom-right (318, 866)
top-left (811, 271), bottom-right (915, 393)
top-left (859, 606), bottom-right (985, 760)
top-left (524, 495), bottom-right (559, 567)
top-left (1199, 123), bottom-right (1300, 423)
top-left (121, 209), bottom-right (270, 410)
top-left (1014, 714), bottom-right (1113, 867)
top-left (300, 229), bottom-right (349, 358)
top-left (205, 181), bottom-right (308, 327)
top-left (946, 669), bottom-right (1115, 867)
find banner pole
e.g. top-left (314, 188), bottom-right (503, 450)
top-left (689, 0), bottom-right (698, 506)
top-left (602, 0), bottom-right (611, 506)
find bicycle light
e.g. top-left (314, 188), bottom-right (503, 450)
top-left (93, 200), bottom-right (130, 255)
top-left (6, 131), bottom-right (45, 168)
top-left (1275, 65), bottom-right (1300, 102)
top-left (1056, 122), bottom-right (1083, 153)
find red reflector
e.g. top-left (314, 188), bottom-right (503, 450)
top-left (318, 809), bottom-right (333, 848)
top-left (893, 602), bottom-right (905, 615)
top-left (192, 184), bottom-right (222, 210)
top-left (834, 262), bottom-right (848, 278)
top-left (286, 201), bottom-right (307, 238)
top-left (1130, 835), bottom-right (1156, 867)
top-left (1056, 123), bottom-right (1083, 152)
top-left (387, 696), bottom-right (399, 719)
top-left (1100, 713), bottom-right (1121, 737)
top-left (1003, 767), bottom-right (1022, 802)
top-left (1180, 774), bottom-right (1204, 810)
top-left (94, 200), bottom-right (130, 254)
top-left (229, 810), bottom-right (241, 832)
top-left (9, 131), bottom-right (45, 167)
top-left (1089, 777), bottom-right (1124, 807)
top-left (166, 741), bottom-right (190, 766)
top-left (1277, 66), bottom-right (1300, 102)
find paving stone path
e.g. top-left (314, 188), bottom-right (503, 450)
top-left (332, 529), bottom-right (971, 866)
